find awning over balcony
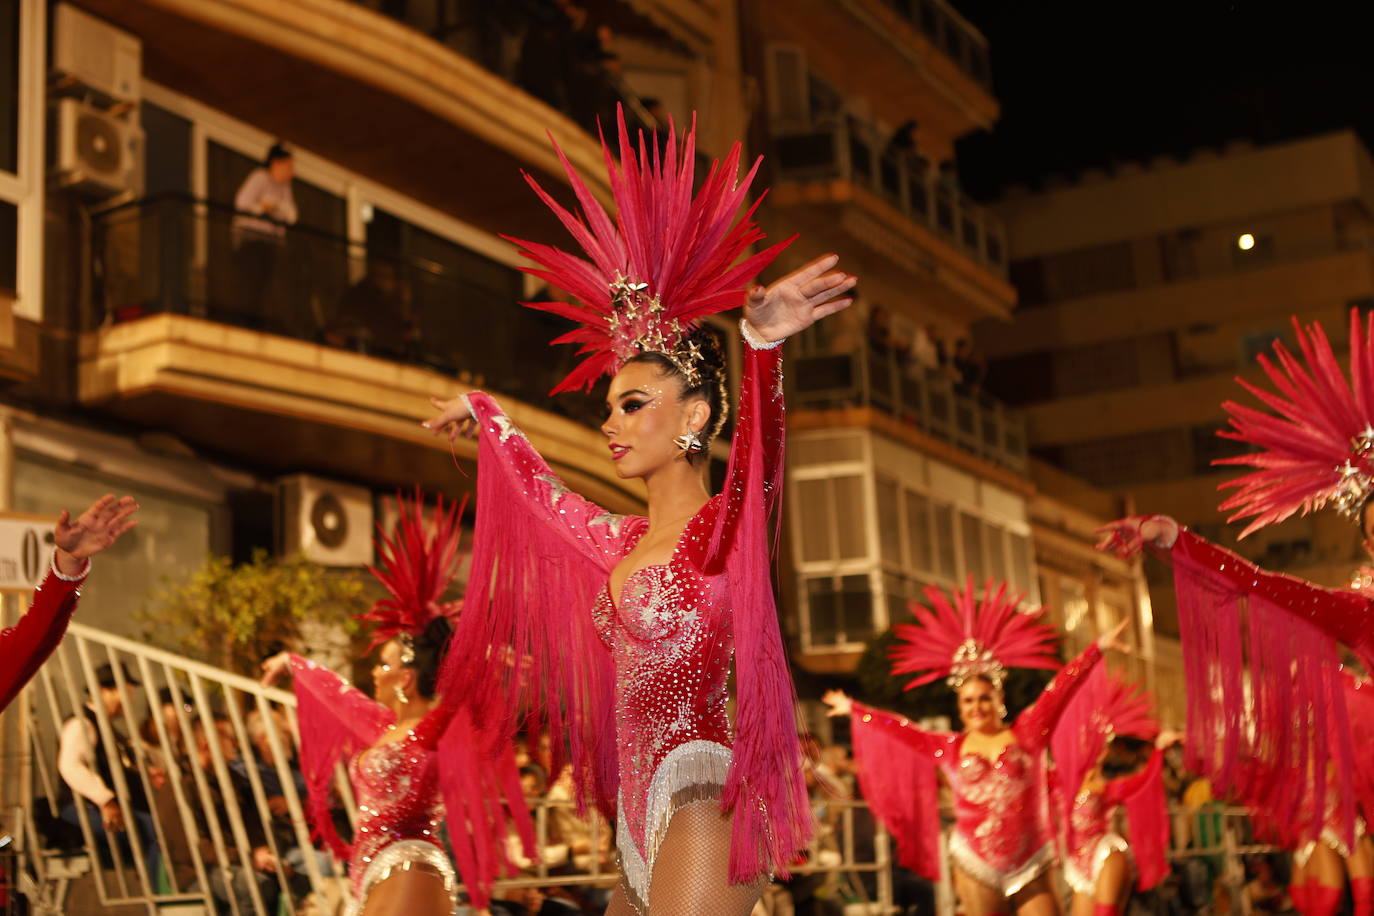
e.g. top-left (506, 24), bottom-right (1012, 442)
top-left (72, 0), bottom-right (616, 240)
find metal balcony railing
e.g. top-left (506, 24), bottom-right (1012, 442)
top-left (770, 117), bottom-right (1008, 278)
top-left (790, 345), bottom-right (1029, 472)
top-left (876, 0), bottom-right (993, 88)
top-left (87, 192), bottom-right (604, 426)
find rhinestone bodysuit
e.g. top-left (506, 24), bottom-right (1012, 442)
top-left (853, 643), bottom-right (1102, 895)
top-left (348, 731), bottom-right (451, 910)
top-left (460, 339), bottom-right (788, 914)
top-left (1060, 749), bottom-right (1165, 895)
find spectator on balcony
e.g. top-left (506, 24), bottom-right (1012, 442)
top-left (325, 259), bottom-right (419, 359)
top-left (951, 338), bottom-right (986, 396)
top-left (232, 143), bottom-right (298, 325)
top-left (885, 119), bottom-right (920, 161)
top-left (911, 323), bottom-right (942, 373)
top-left (866, 303), bottom-right (893, 354)
top-left (58, 662), bottom-right (163, 884)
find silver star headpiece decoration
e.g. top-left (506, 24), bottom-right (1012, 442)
top-left (947, 638), bottom-right (1006, 690)
top-left (1331, 424), bottom-right (1374, 520)
top-left (606, 270), bottom-right (705, 387)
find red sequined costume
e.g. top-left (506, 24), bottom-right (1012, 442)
top-left (288, 656), bottom-right (451, 911)
top-left (850, 643), bottom-right (1102, 895)
top-left (1061, 751), bottom-right (1165, 895)
top-left (0, 558), bottom-right (89, 713)
top-left (287, 495), bottom-right (531, 914)
top-left (452, 331), bottom-right (787, 913)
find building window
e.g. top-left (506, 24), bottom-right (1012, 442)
top-left (0, 199), bottom-right (14, 293)
top-left (1, 0), bottom-right (17, 175)
top-left (803, 574), bottom-right (874, 647)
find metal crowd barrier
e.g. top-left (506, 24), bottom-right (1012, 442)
top-left (0, 618), bottom-right (898, 915)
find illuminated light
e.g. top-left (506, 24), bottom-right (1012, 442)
top-left (1237, 233), bottom-right (1255, 251)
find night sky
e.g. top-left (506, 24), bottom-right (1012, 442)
top-left (947, 1), bottom-right (1374, 200)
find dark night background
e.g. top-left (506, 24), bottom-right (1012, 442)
top-left (947, 1), bottom-right (1374, 200)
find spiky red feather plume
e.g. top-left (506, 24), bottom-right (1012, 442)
top-left (358, 490), bottom-right (465, 652)
top-left (889, 577), bottom-right (1060, 690)
top-left (506, 104), bottom-right (794, 394)
top-left (1216, 309), bottom-right (1374, 537)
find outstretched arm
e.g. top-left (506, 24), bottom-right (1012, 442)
top-left (1015, 619), bottom-right (1127, 753)
top-left (824, 689), bottom-right (955, 758)
top-left (0, 496), bottom-right (139, 713)
top-left (424, 392), bottom-right (627, 568)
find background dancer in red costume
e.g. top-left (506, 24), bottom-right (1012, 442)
top-left (0, 494), bottom-right (138, 713)
top-left (423, 109), bottom-right (854, 915)
top-left (821, 578), bottom-right (1129, 916)
top-left (1051, 666), bottom-right (1173, 916)
top-left (261, 493), bottom-right (530, 916)
top-left (1098, 310), bottom-right (1374, 916)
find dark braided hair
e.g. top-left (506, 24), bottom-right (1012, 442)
top-left (624, 326), bottom-right (728, 466)
top-left (404, 616), bottom-right (453, 699)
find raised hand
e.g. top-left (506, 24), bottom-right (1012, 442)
top-left (1094, 515), bottom-right (1179, 559)
top-left (259, 651), bottom-right (293, 687)
top-left (54, 495), bottom-right (138, 575)
top-left (1099, 618), bottom-right (1132, 655)
top-left (422, 395), bottom-right (477, 443)
top-left (821, 689), bottom-right (853, 718)
top-left (744, 254), bottom-right (856, 343)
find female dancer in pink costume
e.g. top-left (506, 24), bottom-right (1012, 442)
top-left (261, 494), bottom-right (529, 916)
top-left (822, 579), bottom-right (1128, 916)
top-left (424, 110), bottom-right (855, 915)
top-left (1097, 311), bottom-right (1374, 916)
top-left (1051, 667), bottom-right (1172, 916)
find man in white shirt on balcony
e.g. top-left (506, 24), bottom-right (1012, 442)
top-left (231, 143), bottom-right (298, 328)
top-left (58, 662), bottom-right (162, 884)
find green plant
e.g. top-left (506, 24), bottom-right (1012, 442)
top-left (140, 549), bottom-right (372, 675)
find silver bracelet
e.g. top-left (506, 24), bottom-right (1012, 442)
top-left (51, 554), bottom-right (91, 582)
top-left (740, 319), bottom-right (785, 350)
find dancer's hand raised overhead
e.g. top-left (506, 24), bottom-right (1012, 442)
top-left (744, 254), bottom-right (856, 343)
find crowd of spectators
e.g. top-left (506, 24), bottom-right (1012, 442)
top-left (39, 662), bottom-right (1297, 916)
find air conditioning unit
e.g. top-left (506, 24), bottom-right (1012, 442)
top-left (53, 98), bottom-right (144, 197)
top-left (277, 474), bottom-right (374, 567)
top-left (54, 4), bottom-right (142, 103)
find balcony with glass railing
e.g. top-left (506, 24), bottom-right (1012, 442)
top-left (872, 0), bottom-right (993, 90)
top-left (78, 193), bottom-right (637, 509)
top-left (789, 341), bottom-right (1028, 474)
top-left (770, 116), bottom-right (1008, 282)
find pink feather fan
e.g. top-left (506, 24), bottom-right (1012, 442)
top-left (889, 577), bottom-right (1060, 690)
top-left (1216, 309), bottom-right (1374, 537)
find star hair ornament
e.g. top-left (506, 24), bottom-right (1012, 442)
top-left (358, 489), bottom-right (467, 660)
top-left (506, 104), bottom-right (795, 395)
top-left (1216, 309), bottom-right (1374, 537)
top-left (888, 577), bottom-right (1060, 691)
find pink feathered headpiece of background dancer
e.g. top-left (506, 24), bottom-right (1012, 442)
top-left (889, 576), bottom-right (1060, 690)
top-left (1217, 309), bottom-right (1374, 536)
top-left (505, 104), bottom-right (793, 394)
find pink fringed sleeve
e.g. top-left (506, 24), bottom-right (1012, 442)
top-left (693, 339), bottom-right (812, 883)
top-left (1105, 750), bottom-right (1168, 891)
top-left (1014, 642), bottom-right (1102, 754)
top-left (1162, 528), bottom-right (1356, 851)
top-left (848, 701), bottom-right (953, 880)
top-left (438, 393), bottom-right (627, 819)
top-left (287, 654), bottom-right (393, 859)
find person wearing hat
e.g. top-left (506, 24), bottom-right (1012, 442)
top-left (0, 493), bottom-right (138, 711)
top-left (58, 659), bottom-right (162, 883)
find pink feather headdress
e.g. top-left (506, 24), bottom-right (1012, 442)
top-left (889, 577), bottom-right (1060, 690)
top-left (507, 105), bottom-right (794, 394)
top-left (358, 491), bottom-right (465, 655)
top-left (1096, 670), bottom-right (1159, 741)
top-left (1216, 309), bottom-right (1374, 537)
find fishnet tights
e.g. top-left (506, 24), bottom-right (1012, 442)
top-left (604, 801), bottom-right (765, 916)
